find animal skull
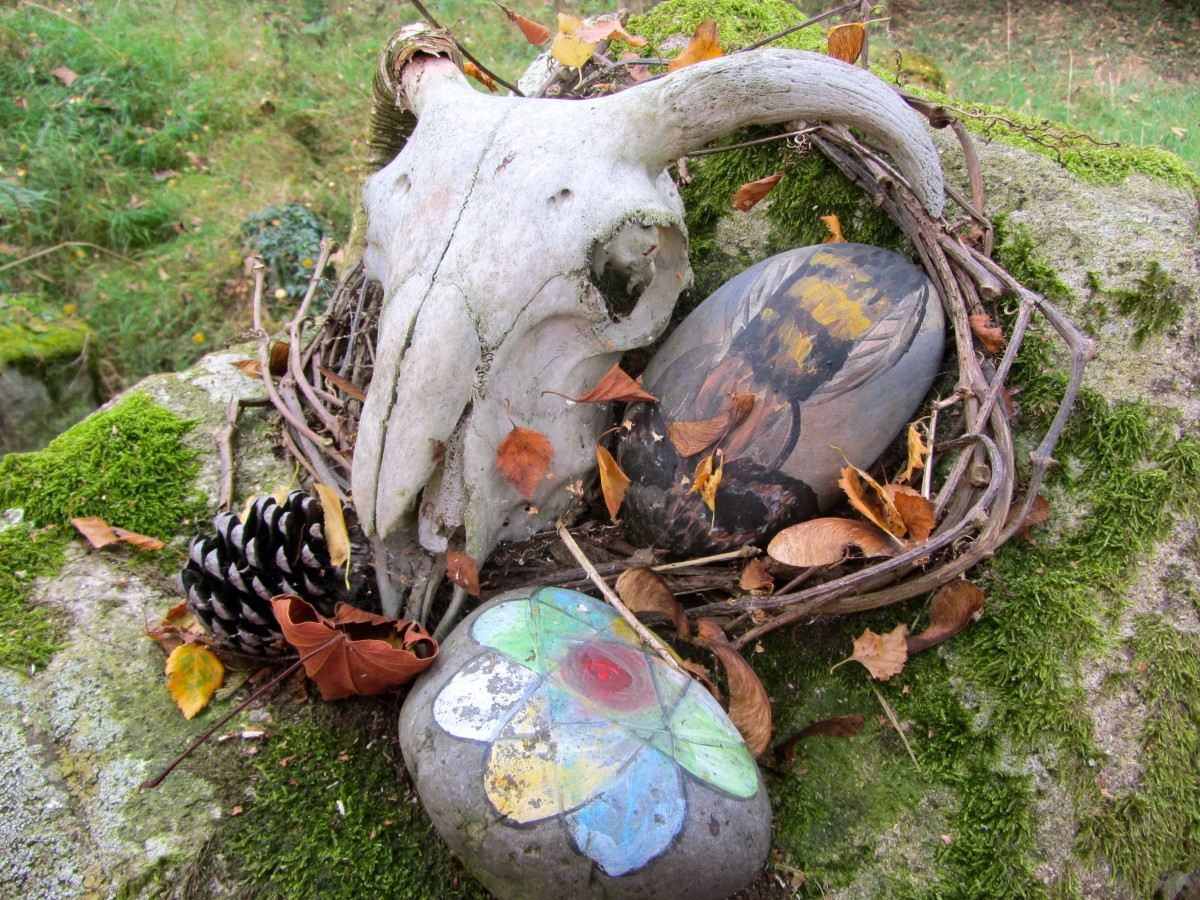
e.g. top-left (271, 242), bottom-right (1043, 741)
top-left (353, 25), bottom-right (945, 620)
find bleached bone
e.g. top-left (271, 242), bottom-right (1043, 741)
top-left (354, 25), bottom-right (945, 621)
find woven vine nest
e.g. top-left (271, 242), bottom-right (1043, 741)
top-left (247, 17), bottom-right (1095, 649)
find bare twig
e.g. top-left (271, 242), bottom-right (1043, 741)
top-left (0, 241), bottom-right (134, 274)
top-left (407, 0), bottom-right (523, 95)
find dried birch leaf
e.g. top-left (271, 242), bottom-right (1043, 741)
top-left (739, 558), bottom-right (774, 595)
top-left (768, 517), bottom-right (899, 567)
top-left (616, 566), bottom-right (689, 637)
top-left (446, 550), bottom-right (481, 597)
top-left (463, 60), bottom-right (499, 92)
top-left (597, 444), bottom-right (631, 519)
top-left (496, 423), bottom-right (554, 499)
top-left (776, 714), bottom-right (865, 761)
top-left (552, 32), bottom-right (596, 69)
top-left (111, 526), bottom-right (166, 551)
top-left (271, 596), bottom-right (438, 701)
top-left (668, 19), bottom-right (723, 72)
top-left (821, 214), bottom-right (847, 243)
top-left (831, 624), bottom-right (909, 680)
top-left (827, 23), bottom-right (865, 64)
top-left (71, 516), bottom-right (119, 548)
top-left (51, 66), bottom-right (78, 86)
top-left (166, 643), bottom-right (225, 719)
top-left (493, 2), bottom-right (551, 45)
top-left (557, 12), bottom-right (584, 32)
top-left (695, 619), bottom-right (771, 756)
top-left (907, 581), bottom-right (985, 654)
top-left (839, 464), bottom-right (906, 537)
top-left (668, 393), bottom-right (754, 457)
top-left (898, 421), bottom-right (931, 482)
top-left (572, 363), bottom-right (657, 403)
top-left (968, 314), bottom-right (1006, 353)
top-left (146, 600), bottom-right (203, 654)
top-left (732, 172), bottom-right (784, 211)
top-left (313, 483), bottom-right (350, 568)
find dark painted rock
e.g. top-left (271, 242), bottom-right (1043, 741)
top-left (619, 243), bottom-right (944, 556)
top-left (399, 587), bottom-right (770, 900)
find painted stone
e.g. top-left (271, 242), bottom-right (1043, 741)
top-left (399, 586), bottom-right (771, 900)
top-left (619, 243), bottom-right (945, 556)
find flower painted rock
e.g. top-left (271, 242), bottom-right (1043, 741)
top-left (399, 587), bottom-right (770, 900)
top-left (619, 243), bottom-right (945, 556)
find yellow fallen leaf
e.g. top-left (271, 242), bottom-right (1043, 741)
top-left (314, 483), bottom-right (350, 569)
top-left (166, 644), bottom-right (224, 719)
top-left (669, 19), bottom-right (723, 72)
top-left (690, 449), bottom-right (724, 526)
top-left (597, 444), bottom-right (631, 519)
top-left (821, 214), bottom-right (847, 243)
top-left (898, 420), bottom-right (931, 482)
top-left (552, 32), bottom-right (597, 69)
top-left (557, 12), bottom-right (584, 33)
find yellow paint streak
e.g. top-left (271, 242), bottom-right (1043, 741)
top-left (778, 321), bottom-right (816, 371)
top-left (791, 277), bottom-right (873, 340)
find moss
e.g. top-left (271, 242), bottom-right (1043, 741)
top-left (0, 293), bottom-right (93, 373)
top-left (0, 523), bottom-right (68, 669)
top-left (629, 0), bottom-right (825, 54)
top-left (1077, 618), bottom-right (1200, 894)
top-left (215, 716), bottom-right (487, 899)
top-left (1085, 262), bottom-right (1185, 348)
top-left (0, 392), bottom-right (206, 538)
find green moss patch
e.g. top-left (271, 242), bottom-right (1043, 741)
top-left (0, 523), bottom-right (67, 669)
top-left (216, 717), bottom-right (486, 899)
top-left (630, 0), bottom-right (824, 53)
top-left (0, 392), bottom-right (205, 538)
top-left (1085, 262), bottom-right (1185, 348)
top-left (0, 294), bottom-right (93, 372)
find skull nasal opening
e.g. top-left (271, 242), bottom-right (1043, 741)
top-left (589, 222), bottom-right (662, 321)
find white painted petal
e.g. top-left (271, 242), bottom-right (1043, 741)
top-left (433, 652), bottom-right (539, 742)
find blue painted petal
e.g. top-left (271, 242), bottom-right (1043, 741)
top-left (531, 587), bottom-right (618, 632)
top-left (567, 744), bottom-right (685, 876)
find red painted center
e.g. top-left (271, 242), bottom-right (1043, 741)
top-left (560, 643), bottom-right (655, 711)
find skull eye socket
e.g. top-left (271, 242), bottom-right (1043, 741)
top-left (590, 222), bottom-right (661, 320)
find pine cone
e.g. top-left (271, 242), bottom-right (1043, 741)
top-left (179, 490), bottom-right (378, 656)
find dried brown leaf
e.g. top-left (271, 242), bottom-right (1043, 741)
top-left (732, 172), bottom-right (783, 212)
top-left (573, 18), bottom-right (647, 46)
top-left (51, 66), bottom-right (78, 86)
top-left (821, 214), bottom-right (847, 243)
top-left (319, 366), bottom-right (367, 402)
top-left (271, 596), bottom-right (438, 701)
top-left (767, 517), bottom-right (899, 568)
top-left (619, 51), bottom-right (654, 82)
top-left (689, 449), bottom-right (724, 519)
top-left (572, 363), bottom-right (657, 403)
top-left (71, 515), bottom-right (119, 549)
top-left (313, 483), bottom-right (350, 568)
top-left (166, 643), bottom-right (224, 719)
top-left (968, 314), bottom-right (1006, 354)
top-left (907, 581), bottom-right (985, 654)
top-left (1005, 493), bottom-right (1050, 542)
top-left (616, 566), bottom-right (689, 638)
top-left (839, 463), bottom-right (906, 537)
top-left (496, 423), bottom-right (554, 499)
top-left (695, 619), bottom-right (771, 756)
top-left (597, 444), bottom-right (631, 519)
top-left (668, 393), bottom-right (754, 458)
top-left (268, 341), bottom-right (290, 377)
top-left (146, 600), bottom-right (203, 654)
top-left (111, 526), bottom-right (167, 551)
top-left (446, 550), bottom-right (481, 597)
top-left (493, 2), bottom-right (551, 44)
top-left (230, 358), bottom-right (263, 379)
top-left (739, 558), bottom-right (774, 595)
top-left (831, 624), bottom-right (909, 680)
top-left (463, 60), bottom-right (499, 92)
top-left (668, 19), bottom-right (723, 72)
top-left (886, 487), bottom-right (937, 543)
top-left (827, 23), bottom-right (865, 64)
top-left (776, 714), bottom-right (865, 761)
top-left (898, 421), bottom-right (931, 482)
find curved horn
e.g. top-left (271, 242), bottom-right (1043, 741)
top-left (610, 49), bottom-right (945, 217)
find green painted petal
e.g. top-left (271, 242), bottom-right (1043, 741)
top-left (667, 684), bottom-right (760, 799)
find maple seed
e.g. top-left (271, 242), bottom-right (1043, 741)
top-left (827, 23), bottom-right (866, 64)
top-left (616, 567), bottom-right (689, 638)
top-left (694, 619), bottom-right (771, 756)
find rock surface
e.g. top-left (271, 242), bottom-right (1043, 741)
top-left (620, 243), bottom-right (943, 555)
top-left (399, 587), bottom-right (771, 900)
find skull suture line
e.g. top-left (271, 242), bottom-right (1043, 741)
top-left (353, 26), bottom-right (945, 625)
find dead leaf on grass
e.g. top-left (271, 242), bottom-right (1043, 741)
top-left (732, 172), bottom-right (783, 211)
top-left (907, 581), bottom-right (984, 654)
top-left (695, 619), bottom-right (771, 756)
top-left (821, 214), bottom-right (847, 243)
top-left (71, 516), bottom-right (119, 549)
top-left (767, 517), bottom-right (899, 568)
top-left (831, 624), bottom-right (909, 680)
top-left (51, 66), bottom-right (78, 86)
